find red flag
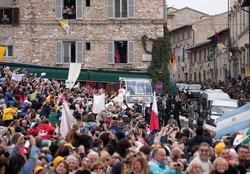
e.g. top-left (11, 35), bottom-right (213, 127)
top-left (169, 50), bottom-right (174, 63)
top-left (149, 92), bottom-right (159, 131)
top-left (215, 32), bottom-right (220, 41)
top-left (181, 62), bottom-right (185, 72)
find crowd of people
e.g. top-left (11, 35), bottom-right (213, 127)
top-left (0, 66), bottom-right (248, 174)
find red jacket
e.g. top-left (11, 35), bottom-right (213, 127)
top-left (27, 124), bottom-right (55, 139)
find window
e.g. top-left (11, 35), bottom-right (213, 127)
top-left (86, 42), bottom-right (91, 50)
top-left (86, 0), bottom-right (91, 7)
top-left (108, 0), bottom-right (134, 19)
top-left (107, 41), bottom-right (134, 64)
top-left (3, 46), bottom-right (13, 57)
top-left (182, 33), bottom-right (185, 40)
top-left (56, 41), bottom-right (83, 64)
top-left (56, 0), bottom-right (83, 19)
top-left (188, 31), bottom-right (190, 38)
top-left (0, 8), bottom-right (19, 25)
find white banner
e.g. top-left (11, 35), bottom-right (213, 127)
top-left (66, 63), bottom-right (82, 89)
top-left (93, 94), bottom-right (105, 114)
top-left (60, 100), bottom-right (77, 138)
top-left (11, 74), bottom-right (24, 81)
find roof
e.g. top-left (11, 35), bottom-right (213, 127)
top-left (207, 28), bottom-right (229, 40)
top-left (242, 0), bottom-right (250, 7)
top-left (187, 40), bottom-right (211, 50)
top-left (170, 24), bottom-right (193, 32)
top-left (169, 7), bottom-right (209, 16)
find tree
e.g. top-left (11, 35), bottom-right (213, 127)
top-left (142, 24), bottom-right (173, 93)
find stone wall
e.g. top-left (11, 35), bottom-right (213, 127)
top-left (0, 0), bottom-right (164, 71)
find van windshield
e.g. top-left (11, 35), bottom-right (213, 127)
top-left (211, 106), bottom-right (236, 116)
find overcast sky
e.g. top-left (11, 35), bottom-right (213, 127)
top-left (166, 0), bottom-right (228, 15)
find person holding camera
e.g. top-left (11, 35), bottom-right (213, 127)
top-left (9, 135), bottom-right (39, 174)
top-left (149, 147), bottom-right (183, 174)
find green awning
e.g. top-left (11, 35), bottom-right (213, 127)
top-left (4, 62), bottom-right (150, 83)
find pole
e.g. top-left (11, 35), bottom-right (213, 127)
top-left (163, 0), bottom-right (167, 24)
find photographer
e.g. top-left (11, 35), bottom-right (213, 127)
top-left (9, 135), bottom-right (39, 174)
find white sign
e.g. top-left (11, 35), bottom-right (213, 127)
top-left (93, 94), bottom-right (105, 114)
top-left (142, 54), bottom-right (152, 61)
top-left (11, 74), bottom-right (24, 81)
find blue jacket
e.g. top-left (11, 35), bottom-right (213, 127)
top-left (148, 159), bottom-right (181, 174)
top-left (10, 145), bottom-right (40, 174)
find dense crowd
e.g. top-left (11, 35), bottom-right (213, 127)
top-left (0, 66), bottom-right (249, 174)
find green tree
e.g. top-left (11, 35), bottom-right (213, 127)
top-left (142, 24), bottom-right (173, 93)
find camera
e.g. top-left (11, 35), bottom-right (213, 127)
top-left (24, 136), bottom-right (30, 140)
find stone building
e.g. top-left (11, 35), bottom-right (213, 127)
top-left (0, 0), bottom-right (165, 72)
top-left (229, 0), bottom-right (249, 79)
top-left (169, 9), bottom-right (228, 82)
top-left (188, 28), bottom-right (230, 82)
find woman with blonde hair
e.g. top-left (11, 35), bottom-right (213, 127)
top-left (185, 159), bottom-right (203, 174)
top-left (211, 157), bottom-right (229, 174)
top-left (99, 153), bottom-right (112, 173)
top-left (131, 156), bottom-right (150, 174)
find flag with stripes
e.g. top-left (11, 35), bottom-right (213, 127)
top-left (216, 103), bottom-right (250, 139)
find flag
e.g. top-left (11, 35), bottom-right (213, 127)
top-left (169, 50), bottom-right (174, 63)
top-left (216, 103), bottom-right (250, 139)
top-left (60, 100), bottom-right (77, 138)
top-left (149, 92), bottom-right (159, 131)
top-left (66, 63), bottom-right (82, 89)
top-left (217, 43), bottom-right (227, 54)
top-left (233, 135), bottom-right (248, 146)
top-left (0, 46), bottom-right (6, 62)
top-left (208, 47), bottom-right (215, 61)
top-left (212, 32), bottom-right (220, 47)
top-left (59, 20), bottom-right (70, 34)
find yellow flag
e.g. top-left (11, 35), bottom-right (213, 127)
top-left (59, 20), bottom-right (70, 34)
top-left (0, 46), bottom-right (7, 62)
top-left (247, 67), bottom-right (250, 76)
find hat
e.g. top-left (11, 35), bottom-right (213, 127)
top-left (64, 143), bottom-right (76, 150)
top-left (19, 148), bottom-right (28, 155)
top-left (33, 165), bottom-right (44, 174)
top-left (53, 156), bottom-right (64, 166)
top-left (215, 142), bottom-right (226, 155)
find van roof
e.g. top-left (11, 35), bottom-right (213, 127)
top-left (212, 99), bottom-right (238, 107)
top-left (202, 90), bottom-right (230, 100)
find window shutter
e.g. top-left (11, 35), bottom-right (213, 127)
top-left (107, 0), bottom-right (114, 19)
top-left (12, 8), bottom-right (19, 26)
top-left (76, 0), bottom-right (83, 19)
top-left (76, 41), bottom-right (83, 63)
top-left (107, 41), bottom-right (114, 64)
top-left (55, 0), bottom-right (63, 19)
top-left (56, 41), bottom-right (62, 64)
top-left (128, 0), bottom-right (135, 18)
top-left (127, 41), bottom-right (134, 64)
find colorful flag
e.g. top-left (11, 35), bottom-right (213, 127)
top-left (60, 100), bottom-right (77, 138)
top-left (149, 92), bottom-right (159, 131)
top-left (208, 47), bottom-right (215, 61)
top-left (0, 46), bottom-right (7, 62)
top-left (59, 20), bottom-right (70, 34)
top-left (217, 43), bottom-right (227, 54)
top-left (212, 32), bottom-right (220, 47)
top-left (216, 103), bottom-right (250, 139)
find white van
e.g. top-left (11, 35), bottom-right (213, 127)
top-left (200, 89), bottom-right (230, 111)
top-left (210, 99), bottom-right (238, 121)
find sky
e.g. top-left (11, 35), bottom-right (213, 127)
top-left (166, 0), bottom-right (228, 15)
